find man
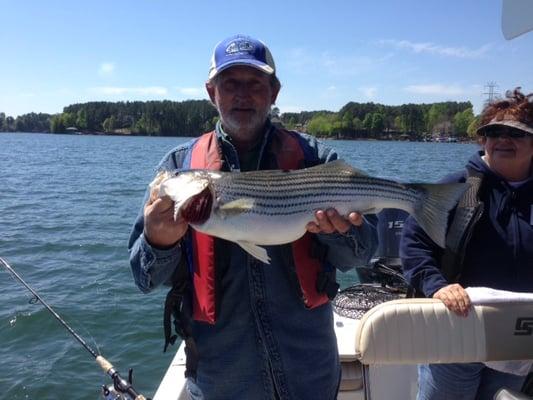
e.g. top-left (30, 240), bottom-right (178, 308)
top-left (129, 34), bottom-right (377, 400)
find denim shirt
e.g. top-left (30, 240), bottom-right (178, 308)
top-left (128, 122), bottom-right (378, 400)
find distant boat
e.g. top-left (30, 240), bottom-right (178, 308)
top-left (65, 126), bottom-right (82, 135)
top-left (434, 136), bottom-right (457, 143)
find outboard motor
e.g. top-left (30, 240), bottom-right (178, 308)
top-left (374, 208), bottom-right (409, 267)
top-left (334, 209), bottom-right (411, 319)
top-left (357, 209), bottom-right (409, 288)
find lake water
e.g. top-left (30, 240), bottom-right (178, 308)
top-left (0, 132), bottom-right (478, 399)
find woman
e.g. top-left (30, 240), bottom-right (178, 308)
top-left (401, 87), bottom-right (533, 400)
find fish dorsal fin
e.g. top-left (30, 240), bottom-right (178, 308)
top-left (237, 241), bottom-right (271, 264)
top-left (218, 198), bottom-right (255, 217)
top-left (314, 159), bottom-right (368, 176)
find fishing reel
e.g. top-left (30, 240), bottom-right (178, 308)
top-left (102, 385), bottom-right (131, 400)
top-left (100, 365), bottom-right (151, 400)
top-left (102, 386), bottom-right (149, 400)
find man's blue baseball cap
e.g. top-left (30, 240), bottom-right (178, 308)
top-left (208, 34), bottom-right (276, 80)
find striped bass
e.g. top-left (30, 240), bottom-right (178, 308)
top-left (151, 160), bottom-right (467, 263)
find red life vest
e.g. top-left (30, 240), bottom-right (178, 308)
top-left (189, 129), bottom-right (329, 324)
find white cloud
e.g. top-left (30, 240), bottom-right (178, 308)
top-left (320, 85), bottom-right (341, 101)
top-left (285, 47), bottom-right (392, 76)
top-left (89, 86), bottom-right (168, 96)
top-left (320, 52), bottom-right (392, 76)
top-left (379, 39), bottom-right (491, 59)
top-left (98, 62), bottom-right (115, 76)
top-left (359, 87), bottom-right (377, 99)
top-left (177, 87), bottom-right (206, 98)
top-left (285, 48), bottom-right (314, 72)
top-left (404, 84), bottom-right (466, 96)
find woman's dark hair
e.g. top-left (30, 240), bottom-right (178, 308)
top-left (480, 87), bottom-right (533, 126)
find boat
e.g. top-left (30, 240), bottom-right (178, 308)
top-left (433, 135), bottom-right (458, 143)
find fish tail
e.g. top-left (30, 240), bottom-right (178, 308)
top-left (408, 182), bottom-right (468, 247)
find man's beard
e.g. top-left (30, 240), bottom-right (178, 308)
top-left (220, 107), bottom-right (270, 141)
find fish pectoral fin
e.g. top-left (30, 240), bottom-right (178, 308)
top-left (237, 241), bottom-right (271, 264)
top-left (218, 198), bottom-right (255, 216)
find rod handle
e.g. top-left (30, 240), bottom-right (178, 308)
top-left (96, 355), bottom-right (114, 373)
top-left (96, 356), bottom-right (148, 400)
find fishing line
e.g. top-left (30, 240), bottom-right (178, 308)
top-left (0, 256), bottom-right (148, 400)
top-left (1, 256), bottom-right (99, 358)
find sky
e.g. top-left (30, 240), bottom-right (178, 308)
top-left (1, 0), bottom-right (532, 118)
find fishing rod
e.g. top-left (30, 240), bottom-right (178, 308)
top-left (0, 256), bottom-right (149, 400)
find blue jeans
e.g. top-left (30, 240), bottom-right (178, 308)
top-left (186, 378), bottom-right (205, 400)
top-left (417, 363), bottom-right (527, 400)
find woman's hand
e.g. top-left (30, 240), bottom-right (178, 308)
top-left (433, 283), bottom-right (472, 317)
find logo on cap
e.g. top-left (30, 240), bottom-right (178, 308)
top-left (226, 40), bottom-right (254, 55)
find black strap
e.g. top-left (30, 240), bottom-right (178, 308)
top-left (522, 372), bottom-right (533, 396)
top-left (183, 336), bottom-right (199, 379)
top-left (441, 167), bottom-right (485, 282)
top-left (163, 288), bottom-right (180, 352)
top-left (316, 270), bottom-right (340, 300)
top-left (309, 236), bottom-right (339, 300)
top-left (162, 255), bottom-right (200, 380)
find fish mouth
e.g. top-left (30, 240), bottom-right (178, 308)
top-left (181, 186), bottom-right (213, 225)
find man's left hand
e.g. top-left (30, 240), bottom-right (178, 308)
top-left (305, 209), bottom-right (364, 234)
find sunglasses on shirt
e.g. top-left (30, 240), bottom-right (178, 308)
top-left (483, 127), bottom-right (529, 139)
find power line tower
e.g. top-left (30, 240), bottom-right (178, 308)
top-left (484, 82), bottom-right (500, 106)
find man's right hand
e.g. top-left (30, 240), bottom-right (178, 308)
top-left (143, 196), bottom-right (188, 248)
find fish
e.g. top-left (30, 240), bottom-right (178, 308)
top-left (151, 160), bottom-right (467, 264)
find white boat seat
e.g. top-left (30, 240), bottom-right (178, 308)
top-left (355, 299), bottom-right (533, 365)
top-left (495, 388), bottom-right (533, 400)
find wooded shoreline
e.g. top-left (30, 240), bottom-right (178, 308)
top-left (1, 98), bottom-right (480, 141)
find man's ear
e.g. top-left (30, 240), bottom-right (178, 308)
top-left (270, 85), bottom-right (280, 105)
top-left (206, 81), bottom-right (216, 104)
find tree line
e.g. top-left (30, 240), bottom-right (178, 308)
top-left (0, 112), bottom-right (52, 133)
top-left (54, 100), bottom-right (219, 136)
top-left (1, 99), bottom-right (479, 139)
top-left (280, 101), bottom-right (479, 139)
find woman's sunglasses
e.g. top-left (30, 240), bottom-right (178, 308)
top-left (483, 127), bottom-right (529, 139)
